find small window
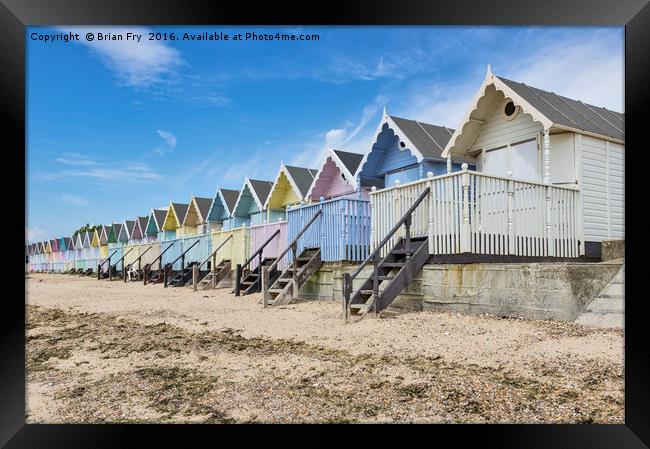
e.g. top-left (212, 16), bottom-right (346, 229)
top-left (399, 141), bottom-right (406, 148)
top-left (502, 100), bottom-right (519, 121)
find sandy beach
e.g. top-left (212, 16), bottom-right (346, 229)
top-left (26, 273), bottom-right (624, 423)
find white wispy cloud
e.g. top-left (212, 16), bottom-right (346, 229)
top-left (61, 26), bottom-right (183, 88)
top-left (55, 153), bottom-right (100, 166)
top-left (26, 227), bottom-right (47, 242)
top-left (61, 194), bottom-right (88, 206)
top-left (36, 160), bottom-right (164, 185)
top-left (156, 129), bottom-right (177, 148)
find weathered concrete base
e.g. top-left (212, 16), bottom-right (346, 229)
top-left (602, 239), bottom-right (625, 261)
top-left (298, 259), bottom-right (624, 321)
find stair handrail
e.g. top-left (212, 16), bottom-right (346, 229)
top-left (261, 209), bottom-right (322, 306)
top-left (128, 244), bottom-right (153, 269)
top-left (144, 240), bottom-right (175, 272)
top-left (197, 234), bottom-right (232, 270)
top-left (235, 229), bottom-right (280, 296)
top-left (113, 247), bottom-right (134, 271)
top-left (166, 238), bottom-right (200, 270)
top-left (266, 209), bottom-right (322, 275)
top-left (342, 186), bottom-right (430, 319)
top-left (97, 249), bottom-right (119, 279)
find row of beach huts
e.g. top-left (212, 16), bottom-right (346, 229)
top-left (26, 68), bottom-right (624, 319)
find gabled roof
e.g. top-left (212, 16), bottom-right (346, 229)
top-left (232, 178), bottom-right (274, 216)
top-left (249, 179), bottom-right (273, 207)
top-left (111, 223), bottom-right (123, 242)
top-left (162, 203), bottom-right (189, 231)
top-left (133, 216), bottom-right (149, 239)
top-left (220, 189), bottom-right (240, 214)
top-left (91, 228), bottom-right (101, 247)
top-left (50, 239), bottom-right (58, 252)
top-left (264, 164), bottom-right (317, 209)
top-left (100, 225), bottom-right (111, 245)
top-left (306, 148), bottom-right (362, 199)
top-left (332, 149), bottom-right (364, 176)
top-left (388, 115), bottom-right (455, 160)
top-left (442, 66), bottom-right (624, 157)
top-left (64, 237), bottom-right (73, 250)
top-left (183, 197), bottom-right (213, 225)
top-left (124, 220), bottom-right (136, 238)
top-left (82, 231), bottom-right (91, 248)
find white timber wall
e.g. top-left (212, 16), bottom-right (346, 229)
top-left (471, 102), bottom-right (544, 152)
top-left (578, 135), bottom-right (624, 242)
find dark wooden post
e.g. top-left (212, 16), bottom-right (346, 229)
top-left (404, 214), bottom-right (412, 279)
top-left (143, 264), bottom-right (148, 285)
top-left (163, 263), bottom-right (169, 287)
top-left (123, 263), bottom-right (127, 282)
top-left (97, 263), bottom-right (101, 280)
top-left (372, 252), bottom-right (379, 316)
top-left (261, 266), bottom-right (268, 308)
top-left (234, 264), bottom-right (242, 296)
top-left (342, 272), bottom-right (350, 322)
top-left (257, 252), bottom-right (263, 292)
top-left (108, 262), bottom-right (113, 281)
top-left (180, 255), bottom-right (185, 286)
top-left (192, 265), bottom-right (198, 291)
top-left (291, 242), bottom-right (298, 294)
top-left (138, 259), bottom-right (142, 281)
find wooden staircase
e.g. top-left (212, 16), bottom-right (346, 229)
top-left (263, 247), bottom-right (321, 306)
top-left (169, 263), bottom-right (198, 287)
top-left (342, 185), bottom-right (431, 322)
top-left (346, 237), bottom-right (428, 319)
top-left (237, 258), bottom-right (279, 295)
top-left (194, 260), bottom-right (231, 290)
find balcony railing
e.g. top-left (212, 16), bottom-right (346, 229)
top-left (370, 168), bottom-right (582, 258)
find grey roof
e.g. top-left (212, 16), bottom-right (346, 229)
top-left (497, 76), bottom-right (624, 141)
top-left (64, 237), bottom-right (72, 248)
top-left (249, 179), bottom-right (274, 206)
top-left (112, 223), bottom-right (123, 237)
top-left (219, 188), bottom-right (240, 214)
top-left (193, 197), bottom-right (213, 221)
top-left (333, 149), bottom-right (364, 175)
top-left (171, 203), bottom-right (189, 223)
top-left (137, 216), bottom-right (148, 233)
top-left (389, 115), bottom-right (455, 160)
top-left (152, 209), bottom-right (167, 230)
top-left (125, 220), bottom-right (136, 237)
top-left (285, 165), bottom-right (318, 198)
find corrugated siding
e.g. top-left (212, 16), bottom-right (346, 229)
top-left (472, 104), bottom-right (543, 151)
top-left (580, 136), bottom-right (624, 241)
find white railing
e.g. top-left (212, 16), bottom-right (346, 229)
top-left (370, 169), bottom-right (582, 258)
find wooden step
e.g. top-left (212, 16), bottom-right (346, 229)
top-left (391, 250), bottom-right (412, 255)
top-left (381, 262), bottom-right (404, 268)
top-left (377, 276), bottom-right (394, 281)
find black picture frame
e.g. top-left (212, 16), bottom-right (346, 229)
top-left (4, 0), bottom-right (649, 446)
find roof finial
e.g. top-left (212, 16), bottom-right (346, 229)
top-left (486, 64), bottom-right (493, 78)
top-left (383, 105), bottom-right (388, 117)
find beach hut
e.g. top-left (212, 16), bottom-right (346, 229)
top-left (306, 149), bottom-right (364, 201)
top-left (107, 223), bottom-right (125, 274)
top-left (343, 66), bottom-right (625, 318)
top-left (207, 179), bottom-right (273, 288)
top-left (206, 188), bottom-right (240, 232)
top-left (182, 197), bottom-right (213, 236)
top-left (63, 237), bottom-right (74, 272)
top-left (145, 208), bottom-right (167, 241)
top-left (263, 164), bottom-right (318, 221)
top-left (131, 216), bottom-right (149, 242)
top-left (260, 157), bottom-right (371, 304)
top-left (237, 165), bottom-right (317, 295)
top-left (160, 203), bottom-right (189, 273)
top-left (355, 109), bottom-right (473, 192)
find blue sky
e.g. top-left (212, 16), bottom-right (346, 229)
top-left (26, 26), bottom-right (623, 242)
